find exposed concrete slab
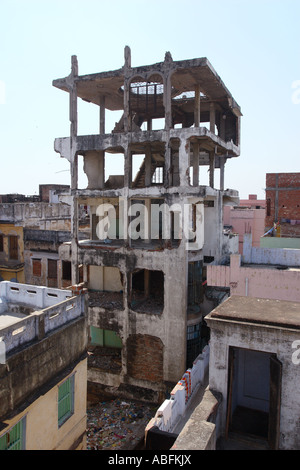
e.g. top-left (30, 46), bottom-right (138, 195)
top-left (208, 295), bottom-right (300, 330)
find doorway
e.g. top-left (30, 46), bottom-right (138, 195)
top-left (226, 347), bottom-right (282, 449)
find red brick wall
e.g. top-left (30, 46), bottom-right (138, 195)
top-left (126, 334), bottom-right (163, 382)
top-left (265, 173), bottom-right (300, 237)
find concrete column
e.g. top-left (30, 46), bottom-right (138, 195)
top-left (164, 73), bottom-right (172, 130)
top-left (210, 102), bottom-right (215, 134)
top-left (193, 141), bottom-right (200, 186)
top-left (220, 157), bottom-right (225, 191)
top-left (84, 151), bottom-right (105, 189)
top-left (123, 46), bottom-right (131, 133)
top-left (163, 52), bottom-right (173, 130)
top-left (209, 151), bottom-right (215, 188)
top-left (179, 138), bottom-right (190, 187)
top-left (68, 55), bottom-right (79, 286)
top-left (99, 95), bottom-right (105, 134)
top-left (69, 55), bottom-right (78, 191)
top-left (99, 151), bottom-right (105, 188)
top-left (145, 146), bottom-right (152, 187)
top-left (194, 85), bottom-right (201, 127)
top-left (124, 145), bottom-right (132, 188)
top-left (164, 141), bottom-right (171, 188)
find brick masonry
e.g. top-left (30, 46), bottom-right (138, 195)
top-left (265, 173), bottom-right (300, 237)
top-left (126, 334), bottom-right (163, 383)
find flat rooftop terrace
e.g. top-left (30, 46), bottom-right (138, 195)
top-left (0, 281), bottom-right (83, 357)
top-left (206, 295), bottom-right (300, 330)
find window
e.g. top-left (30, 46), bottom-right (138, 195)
top-left (62, 261), bottom-right (71, 281)
top-left (48, 259), bottom-right (58, 288)
top-left (0, 417), bottom-right (26, 450)
top-left (58, 375), bottom-right (75, 427)
top-left (32, 258), bottom-right (42, 277)
top-left (9, 235), bottom-right (18, 260)
top-left (152, 167), bottom-right (163, 184)
top-left (90, 326), bottom-right (122, 348)
top-left (0, 234), bottom-right (3, 252)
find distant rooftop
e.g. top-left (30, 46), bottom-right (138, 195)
top-left (206, 295), bottom-right (300, 330)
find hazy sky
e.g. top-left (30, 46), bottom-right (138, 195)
top-left (0, 0), bottom-right (299, 199)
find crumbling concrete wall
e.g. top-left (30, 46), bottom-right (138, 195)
top-left (206, 301), bottom-right (300, 450)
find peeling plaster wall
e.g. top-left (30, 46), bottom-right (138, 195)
top-left (206, 315), bottom-right (300, 449)
top-left (53, 49), bottom-right (242, 399)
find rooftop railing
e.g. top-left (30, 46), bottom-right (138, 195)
top-left (0, 282), bottom-right (85, 358)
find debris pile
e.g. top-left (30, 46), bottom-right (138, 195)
top-left (86, 399), bottom-right (155, 450)
top-left (87, 346), bottom-right (122, 373)
top-left (130, 291), bottom-right (163, 314)
top-left (88, 291), bottom-right (123, 310)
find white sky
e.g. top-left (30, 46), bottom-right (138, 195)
top-left (0, 0), bottom-right (299, 199)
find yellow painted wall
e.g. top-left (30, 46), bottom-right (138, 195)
top-left (89, 265), bottom-right (123, 292)
top-left (0, 223), bottom-right (25, 283)
top-left (0, 359), bottom-right (87, 450)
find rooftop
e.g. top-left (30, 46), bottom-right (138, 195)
top-left (0, 281), bottom-right (83, 357)
top-left (53, 54), bottom-right (242, 116)
top-left (206, 295), bottom-right (300, 330)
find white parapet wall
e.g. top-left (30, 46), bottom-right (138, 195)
top-left (0, 281), bottom-right (84, 358)
top-left (0, 281), bottom-right (72, 308)
top-left (146, 344), bottom-right (210, 434)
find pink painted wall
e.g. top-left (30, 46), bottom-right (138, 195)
top-left (207, 254), bottom-right (300, 302)
top-left (224, 195), bottom-right (266, 254)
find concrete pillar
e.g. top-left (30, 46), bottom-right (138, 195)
top-left (193, 141), bottom-right (200, 186)
top-left (99, 95), bottom-right (105, 134)
top-left (164, 140), bottom-right (171, 188)
top-left (123, 46), bottom-right (131, 133)
top-left (145, 146), bottom-right (152, 187)
top-left (164, 73), bottom-right (172, 130)
top-left (163, 52), bottom-right (173, 130)
top-left (209, 151), bottom-right (215, 188)
top-left (84, 151), bottom-right (105, 189)
top-left (99, 151), bottom-right (105, 188)
top-left (68, 55), bottom-right (79, 286)
top-left (194, 85), bottom-right (201, 127)
top-left (179, 138), bottom-right (190, 187)
top-left (210, 103), bottom-right (215, 134)
top-left (220, 157), bottom-right (225, 191)
top-left (124, 145), bottom-right (132, 188)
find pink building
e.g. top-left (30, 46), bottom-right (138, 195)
top-left (208, 254), bottom-right (300, 302)
top-left (224, 194), bottom-right (266, 254)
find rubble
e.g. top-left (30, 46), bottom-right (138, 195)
top-left (88, 291), bottom-right (123, 310)
top-left (86, 399), bottom-right (156, 450)
top-left (87, 346), bottom-right (122, 373)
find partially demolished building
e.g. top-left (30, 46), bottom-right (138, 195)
top-left (53, 47), bottom-right (241, 401)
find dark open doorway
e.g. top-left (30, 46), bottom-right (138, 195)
top-left (226, 347), bottom-right (281, 449)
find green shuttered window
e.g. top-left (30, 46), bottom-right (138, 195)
top-left (0, 417), bottom-right (26, 450)
top-left (58, 374), bottom-right (75, 427)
